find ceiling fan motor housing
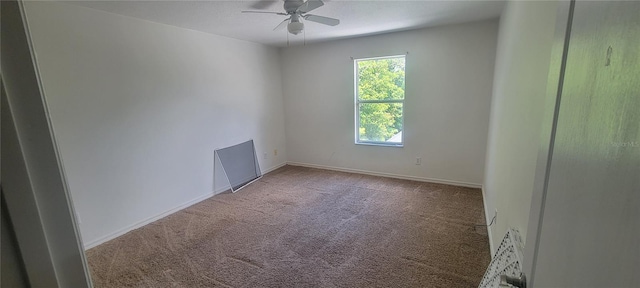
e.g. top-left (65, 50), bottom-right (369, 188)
top-left (284, 0), bottom-right (305, 13)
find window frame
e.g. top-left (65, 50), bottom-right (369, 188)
top-left (354, 54), bottom-right (406, 147)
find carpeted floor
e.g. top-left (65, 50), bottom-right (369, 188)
top-left (86, 165), bottom-right (491, 287)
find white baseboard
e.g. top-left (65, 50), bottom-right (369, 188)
top-left (263, 162), bottom-right (287, 175)
top-left (481, 186), bottom-right (495, 258)
top-left (286, 161), bottom-right (482, 189)
top-left (83, 192), bottom-right (215, 250)
top-left (83, 162), bottom-right (287, 250)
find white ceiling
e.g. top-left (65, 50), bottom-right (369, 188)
top-left (62, 0), bottom-right (505, 47)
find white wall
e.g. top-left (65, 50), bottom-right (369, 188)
top-left (483, 0), bottom-right (558, 252)
top-left (24, 1), bottom-right (287, 248)
top-left (281, 20), bottom-right (499, 186)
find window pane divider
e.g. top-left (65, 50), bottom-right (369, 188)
top-left (357, 99), bottom-right (404, 104)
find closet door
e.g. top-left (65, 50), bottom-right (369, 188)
top-left (529, 1), bottom-right (640, 287)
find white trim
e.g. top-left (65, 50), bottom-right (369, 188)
top-left (354, 55), bottom-right (406, 146)
top-left (354, 142), bottom-right (403, 148)
top-left (523, 2), bottom-right (573, 284)
top-left (286, 161), bottom-right (482, 188)
top-left (265, 162), bottom-right (287, 173)
top-left (83, 162), bottom-right (287, 250)
top-left (482, 186), bottom-right (496, 258)
top-left (83, 192), bottom-right (214, 250)
top-left (353, 54), bottom-right (408, 62)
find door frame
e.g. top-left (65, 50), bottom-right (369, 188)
top-left (522, 0), bottom-right (574, 286)
top-left (1, 0), bottom-right (92, 286)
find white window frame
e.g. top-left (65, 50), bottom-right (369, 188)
top-left (354, 55), bottom-right (406, 147)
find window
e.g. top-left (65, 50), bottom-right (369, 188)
top-left (354, 55), bottom-right (405, 146)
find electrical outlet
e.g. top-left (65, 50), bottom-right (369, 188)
top-left (415, 157), bottom-right (422, 165)
top-left (263, 152), bottom-right (268, 160)
top-left (274, 149), bottom-right (278, 156)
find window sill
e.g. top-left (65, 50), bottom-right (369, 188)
top-left (355, 142), bottom-right (404, 148)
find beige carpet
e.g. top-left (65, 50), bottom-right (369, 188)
top-left (86, 165), bottom-right (491, 287)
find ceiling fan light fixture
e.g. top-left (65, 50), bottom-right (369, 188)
top-left (287, 21), bottom-right (304, 35)
top-left (243, 0), bottom-right (339, 36)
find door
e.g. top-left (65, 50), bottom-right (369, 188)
top-left (526, 0), bottom-right (640, 287)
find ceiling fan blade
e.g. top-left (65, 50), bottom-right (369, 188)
top-left (297, 0), bottom-right (324, 13)
top-left (241, 10), bottom-right (288, 15)
top-left (250, 0), bottom-right (279, 10)
top-left (274, 17), bottom-right (291, 31)
top-left (303, 14), bottom-right (339, 26)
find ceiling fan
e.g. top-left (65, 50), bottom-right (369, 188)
top-left (242, 0), bottom-right (340, 35)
